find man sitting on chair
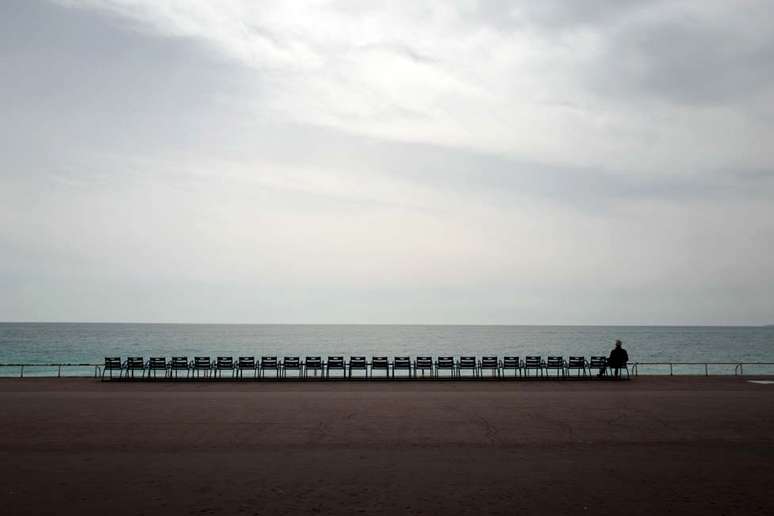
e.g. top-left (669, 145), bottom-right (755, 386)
top-left (599, 340), bottom-right (629, 377)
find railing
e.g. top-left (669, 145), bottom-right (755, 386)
top-left (630, 362), bottom-right (774, 376)
top-left (0, 363), bottom-right (102, 378)
top-left (1, 361), bottom-right (774, 378)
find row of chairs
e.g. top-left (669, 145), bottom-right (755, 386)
top-left (102, 355), bottom-right (628, 380)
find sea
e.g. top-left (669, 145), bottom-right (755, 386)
top-left (1, 323), bottom-right (773, 377)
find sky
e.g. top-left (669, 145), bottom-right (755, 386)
top-left (1, 0), bottom-right (773, 325)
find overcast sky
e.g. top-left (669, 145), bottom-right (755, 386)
top-left (1, 0), bottom-right (773, 324)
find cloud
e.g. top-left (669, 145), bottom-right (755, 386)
top-left (583, 1), bottom-right (774, 106)
top-left (0, 0), bottom-right (772, 323)
top-left (49, 0), bottom-right (774, 174)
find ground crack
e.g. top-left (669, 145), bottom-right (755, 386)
top-left (476, 414), bottom-right (499, 445)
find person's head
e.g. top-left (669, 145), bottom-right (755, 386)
top-left (615, 339), bottom-right (622, 348)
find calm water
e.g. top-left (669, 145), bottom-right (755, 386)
top-left (1, 323), bottom-right (773, 376)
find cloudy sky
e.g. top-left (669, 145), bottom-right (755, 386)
top-left (1, 0), bottom-right (773, 324)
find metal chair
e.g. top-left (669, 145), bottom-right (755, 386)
top-left (566, 356), bottom-right (587, 377)
top-left (414, 356), bottom-right (434, 378)
top-left (304, 356), bottom-right (323, 379)
top-left (545, 356), bottom-right (565, 378)
top-left (282, 357), bottom-right (302, 379)
top-left (125, 357), bottom-right (145, 379)
top-left (436, 356), bottom-right (456, 378)
top-left (214, 357), bottom-right (234, 379)
top-left (349, 356), bottom-right (368, 378)
top-left (371, 357), bottom-right (389, 378)
top-left (523, 356), bottom-right (543, 377)
top-left (102, 357), bottom-right (123, 381)
top-left (260, 356), bottom-right (279, 379)
top-left (614, 363), bottom-right (631, 380)
top-left (146, 357), bottom-right (168, 379)
top-left (326, 356), bottom-right (345, 379)
top-left (605, 360), bottom-right (630, 380)
top-left (502, 356), bottom-right (520, 378)
top-left (170, 356), bottom-right (190, 379)
top-left (480, 356), bottom-right (500, 378)
top-left (192, 356), bottom-right (212, 379)
top-left (588, 356), bottom-right (608, 377)
top-left (458, 356), bottom-right (478, 378)
top-left (392, 356), bottom-right (412, 378)
top-left (237, 356), bottom-right (257, 379)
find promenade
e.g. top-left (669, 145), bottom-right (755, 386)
top-left (1, 377), bottom-right (773, 515)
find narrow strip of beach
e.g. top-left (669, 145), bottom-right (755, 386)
top-left (1, 377), bottom-right (773, 515)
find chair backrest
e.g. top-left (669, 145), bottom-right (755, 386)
top-left (193, 356), bottom-right (211, 369)
top-left (459, 356), bottom-right (476, 368)
top-left (305, 356), bottom-right (322, 368)
top-left (126, 357), bottom-right (144, 369)
top-left (502, 356), bottom-right (520, 368)
top-left (589, 356), bottom-right (608, 367)
top-left (371, 356), bottom-right (389, 369)
top-left (525, 356), bottom-right (542, 367)
top-left (216, 357), bottom-right (233, 369)
top-left (148, 357), bottom-right (167, 369)
top-left (393, 356), bottom-right (411, 369)
top-left (567, 356), bottom-right (585, 368)
top-left (283, 356), bottom-right (301, 368)
top-left (238, 356), bottom-right (256, 368)
top-left (104, 357), bottom-right (122, 369)
top-left (546, 356), bottom-right (564, 368)
top-left (171, 356), bottom-right (189, 369)
top-left (436, 356), bottom-right (455, 368)
top-left (327, 356), bottom-right (345, 368)
top-left (415, 356), bottom-right (433, 368)
top-left (261, 356), bottom-right (278, 368)
top-left (349, 356), bottom-right (367, 368)
top-left (480, 356), bottom-right (498, 368)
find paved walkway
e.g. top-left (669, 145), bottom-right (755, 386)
top-left (1, 377), bottom-right (772, 515)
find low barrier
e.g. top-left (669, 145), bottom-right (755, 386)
top-left (0, 363), bottom-right (101, 378)
top-left (1, 361), bottom-right (774, 379)
top-left (630, 362), bottom-right (774, 376)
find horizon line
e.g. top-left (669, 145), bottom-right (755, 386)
top-left (0, 321), bottom-right (770, 328)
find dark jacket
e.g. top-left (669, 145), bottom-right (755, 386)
top-left (608, 347), bottom-right (629, 367)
